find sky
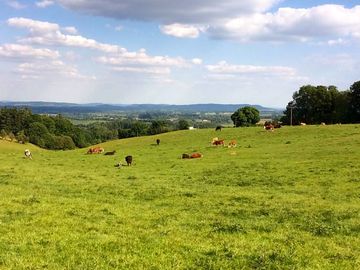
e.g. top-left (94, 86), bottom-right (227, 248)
top-left (0, 0), bottom-right (359, 107)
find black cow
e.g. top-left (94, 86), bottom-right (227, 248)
top-left (156, 139), bottom-right (160, 145)
top-left (125, 155), bottom-right (133, 166)
top-left (215, 126), bottom-right (222, 131)
top-left (104, 150), bottom-right (116, 155)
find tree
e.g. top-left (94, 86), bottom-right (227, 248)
top-left (178, 119), bottom-right (189, 130)
top-left (16, 130), bottom-right (29, 144)
top-left (27, 122), bottom-right (51, 148)
top-left (0, 129), bottom-right (6, 139)
top-left (148, 120), bottom-right (168, 135)
top-left (231, 106), bottom-right (260, 127)
top-left (281, 85), bottom-right (347, 125)
top-left (349, 81), bottom-right (360, 122)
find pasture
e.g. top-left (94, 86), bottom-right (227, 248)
top-left (0, 125), bottom-right (359, 269)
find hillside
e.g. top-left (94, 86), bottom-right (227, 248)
top-left (0, 125), bottom-right (360, 269)
top-left (0, 101), bottom-right (282, 114)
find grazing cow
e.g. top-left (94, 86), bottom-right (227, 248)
top-left (215, 126), bottom-right (222, 131)
top-left (24, 149), bottom-right (32, 159)
top-left (228, 140), bottom-right (237, 148)
top-left (264, 124), bottom-right (274, 131)
top-left (125, 155), bottom-right (133, 166)
top-left (104, 150), bottom-right (116, 155)
top-left (274, 123), bottom-right (282, 129)
top-left (87, 147), bottom-right (104, 154)
top-left (156, 139), bottom-right (160, 145)
top-left (321, 122), bottom-right (326, 126)
top-left (212, 139), bottom-right (225, 146)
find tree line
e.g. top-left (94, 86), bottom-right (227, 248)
top-left (282, 81), bottom-right (360, 125)
top-left (0, 108), bottom-right (191, 150)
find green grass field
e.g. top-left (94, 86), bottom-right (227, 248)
top-left (1, 125), bottom-right (360, 269)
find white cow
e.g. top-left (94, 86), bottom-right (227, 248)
top-left (24, 149), bottom-right (32, 159)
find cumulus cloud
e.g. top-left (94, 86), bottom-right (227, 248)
top-left (160, 24), bottom-right (201, 38)
top-left (36, 0), bottom-right (54, 8)
top-left (54, 2), bottom-right (360, 43)
top-left (62, 26), bottom-right (78, 34)
top-left (56, 0), bottom-right (281, 24)
top-left (7, 17), bottom-right (198, 76)
top-left (192, 58), bottom-right (203, 65)
top-left (0, 44), bottom-right (59, 60)
top-left (208, 5), bottom-right (360, 42)
top-left (205, 61), bottom-right (303, 80)
top-left (16, 61), bottom-right (96, 80)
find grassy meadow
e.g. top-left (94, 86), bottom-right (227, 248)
top-left (0, 125), bottom-right (360, 269)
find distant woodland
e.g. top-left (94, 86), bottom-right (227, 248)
top-left (1, 81), bottom-right (359, 150)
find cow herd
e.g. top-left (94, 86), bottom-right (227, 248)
top-left (23, 124), bottom-right (280, 164)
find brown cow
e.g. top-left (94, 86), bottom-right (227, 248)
top-left (264, 124), bottom-right (274, 131)
top-left (228, 140), bottom-right (237, 148)
top-left (87, 147), bottom-right (104, 154)
top-left (182, 153), bottom-right (203, 159)
top-left (212, 139), bottom-right (224, 146)
top-left (190, 152), bottom-right (203, 159)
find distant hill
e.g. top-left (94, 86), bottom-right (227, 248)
top-left (0, 101), bottom-right (283, 114)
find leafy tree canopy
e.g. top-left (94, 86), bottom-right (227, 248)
top-left (231, 106), bottom-right (260, 127)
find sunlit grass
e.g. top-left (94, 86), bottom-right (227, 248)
top-left (0, 125), bottom-right (359, 269)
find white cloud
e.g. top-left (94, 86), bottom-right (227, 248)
top-left (7, 17), bottom-right (199, 76)
top-left (205, 61), bottom-right (306, 81)
top-left (0, 44), bottom-right (59, 59)
top-left (54, 1), bottom-right (360, 43)
top-left (192, 58), bottom-right (203, 65)
top-left (112, 67), bottom-right (171, 75)
top-left (36, 0), bottom-right (54, 8)
top-left (208, 5), bottom-right (360, 42)
top-left (8, 17), bottom-right (123, 53)
top-left (7, 1), bottom-right (26, 9)
top-left (160, 24), bottom-right (201, 38)
top-left (16, 61), bottom-right (96, 80)
top-left (62, 26), bottom-right (78, 34)
top-left (327, 38), bottom-right (348, 46)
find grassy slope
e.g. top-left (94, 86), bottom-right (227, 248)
top-left (0, 125), bottom-right (360, 269)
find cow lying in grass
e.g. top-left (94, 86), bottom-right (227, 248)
top-left (182, 153), bottom-right (203, 159)
top-left (228, 140), bottom-right (237, 148)
top-left (87, 147), bottom-right (104, 154)
top-left (104, 150), bottom-right (116, 155)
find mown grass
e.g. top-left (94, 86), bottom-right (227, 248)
top-left (0, 125), bottom-right (360, 269)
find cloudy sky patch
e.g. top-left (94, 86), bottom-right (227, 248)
top-left (0, 1), bottom-right (359, 107)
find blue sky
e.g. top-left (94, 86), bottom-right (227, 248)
top-left (0, 0), bottom-right (359, 107)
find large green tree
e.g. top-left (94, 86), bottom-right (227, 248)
top-left (349, 81), bottom-right (360, 122)
top-left (231, 106), bottom-right (260, 127)
top-left (282, 85), bottom-right (351, 125)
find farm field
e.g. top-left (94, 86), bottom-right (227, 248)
top-left (0, 125), bottom-right (360, 269)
